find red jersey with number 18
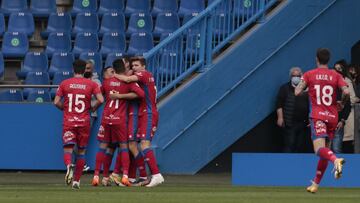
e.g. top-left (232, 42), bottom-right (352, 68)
top-left (56, 77), bottom-right (101, 127)
top-left (302, 67), bottom-right (347, 123)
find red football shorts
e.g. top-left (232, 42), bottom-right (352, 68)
top-left (310, 118), bottom-right (336, 140)
top-left (97, 122), bottom-right (128, 144)
top-left (137, 113), bottom-right (158, 141)
top-left (62, 125), bottom-right (90, 148)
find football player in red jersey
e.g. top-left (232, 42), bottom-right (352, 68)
top-left (295, 48), bottom-right (349, 193)
top-left (54, 59), bottom-right (104, 189)
top-left (115, 57), bottom-right (164, 187)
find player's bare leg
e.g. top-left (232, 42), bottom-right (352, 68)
top-left (63, 145), bottom-right (75, 185)
top-left (140, 140), bottom-right (164, 187)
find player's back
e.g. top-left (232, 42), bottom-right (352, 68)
top-left (59, 77), bottom-right (98, 127)
top-left (303, 67), bottom-right (345, 122)
top-left (102, 77), bottom-right (134, 122)
top-left (134, 70), bottom-right (158, 115)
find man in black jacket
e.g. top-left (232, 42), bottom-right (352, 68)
top-left (276, 67), bottom-right (310, 153)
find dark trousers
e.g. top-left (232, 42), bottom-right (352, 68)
top-left (282, 122), bottom-right (311, 153)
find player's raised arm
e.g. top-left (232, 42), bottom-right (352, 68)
top-left (109, 91), bottom-right (139, 100)
top-left (53, 95), bottom-right (64, 110)
top-left (295, 79), bottom-right (307, 96)
top-left (114, 74), bottom-right (138, 83)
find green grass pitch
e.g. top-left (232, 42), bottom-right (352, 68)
top-left (0, 172), bottom-right (359, 203)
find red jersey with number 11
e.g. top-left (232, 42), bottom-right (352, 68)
top-left (302, 67), bottom-right (347, 123)
top-left (56, 77), bottom-right (101, 127)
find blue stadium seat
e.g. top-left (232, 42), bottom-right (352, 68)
top-left (0, 89), bottom-right (23, 102)
top-left (98, 0), bottom-right (124, 16)
top-left (8, 12), bottom-right (35, 37)
top-left (233, 0), bottom-right (258, 18)
top-left (182, 13), bottom-right (200, 25)
top-left (17, 52), bottom-right (48, 79)
top-left (51, 71), bottom-right (72, 98)
top-left (1, 0), bottom-right (27, 16)
top-left (71, 0), bottom-right (97, 16)
top-left (100, 32), bottom-right (126, 58)
top-left (2, 32), bottom-right (29, 58)
top-left (178, 0), bottom-right (205, 17)
top-left (0, 13), bottom-right (5, 37)
top-left (127, 13), bottom-right (153, 36)
top-left (30, 0), bottom-right (57, 17)
top-left (79, 52), bottom-right (103, 74)
top-left (45, 32), bottom-right (72, 58)
top-left (99, 12), bottom-right (125, 37)
top-left (153, 12), bottom-right (180, 38)
top-left (125, 0), bottom-right (151, 17)
top-left (105, 52), bottom-right (124, 68)
top-left (27, 89), bottom-right (51, 102)
top-left (49, 52), bottom-right (74, 78)
top-left (208, 0), bottom-right (232, 14)
top-left (73, 12), bottom-right (99, 36)
top-left (158, 51), bottom-right (183, 78)
top-left (23, 72), bottom-right (50, 98)
top-left (73, 32), bottom-right (99, 57)
top-left (152, 0), bottom-right (178, 17)
top-left (127, 32), bottom-right (154, 56)
top-left (0, 53), bottom-right (4, 78)
top-left (41, 12), bottom-right (72, 38)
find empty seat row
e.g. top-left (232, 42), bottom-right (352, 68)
top-left (0, 12), bottom-right (34, 37)
top-left (0, 0), bottom-right (56, 17)
top-left (71, 0), bottom-right (205, 17)
top-left (42, 12), bottom-right (181, 38)
top-left (45, 32), bottom-right (153, 57)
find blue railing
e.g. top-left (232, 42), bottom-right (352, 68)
top-left (144, 0), bottom-right (278, 98)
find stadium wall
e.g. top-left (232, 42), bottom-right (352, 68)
top-left (154, 0), bottom-right (360, 174)
top-left (1, 0), bottom-right (360, 172)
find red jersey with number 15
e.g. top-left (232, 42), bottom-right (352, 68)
top-left (101, 77), bottom-right (144, 124)
top-left (56, 77), bottom-right (101, 127)
top-left (302, 67), bottom-right (347, 123)
top-left (135, 70), bottom-right (158, 115)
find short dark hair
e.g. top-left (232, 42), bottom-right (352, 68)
top-left (316, 48), bottom-right (331, 65)
top-left (130, 56), bottom-right (146, 67)
top-left (73, 59), bottom-right (87, 74)
top-left (112, 58), bottom-right (125, 74)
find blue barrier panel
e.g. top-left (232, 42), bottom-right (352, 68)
top-left (232, 153), bottom-right (360, 187)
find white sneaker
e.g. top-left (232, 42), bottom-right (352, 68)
top-left (65, 164), bottom-right (74, 185)
top-left (72, 181), bottom-right (80, 190)
top-left (145, 174), bottom-right (164, 187)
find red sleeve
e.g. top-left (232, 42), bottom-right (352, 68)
top-left (92, 81), bottom-right (101, 95)
top-left (56, 83), bottom-right (64, 97)
top-left (135, 72), bottom-right (146, 83)
top-left (129, 82), bottom-right (145, 98)
top-left (302, 72), bottom-right (309, 85)
top-left (336, 73), bottom-right (347, 88)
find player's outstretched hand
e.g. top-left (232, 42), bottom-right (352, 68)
top-left (109, 90), bottom-right (119, 100)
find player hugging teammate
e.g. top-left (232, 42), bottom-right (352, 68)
top-left (55, 57), bottom-right (164, 189)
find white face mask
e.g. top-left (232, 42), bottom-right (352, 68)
top-left (291, 76), bottom-right (301, 86)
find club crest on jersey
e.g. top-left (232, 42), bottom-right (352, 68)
top-left (63, 131), bottom-right (75, 142)
top-left (315, 120), bottom-right (326, 134)
top-left (97, 125), bottom-right (104, 138)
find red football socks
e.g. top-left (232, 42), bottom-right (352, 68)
top-left (94, 149), bottom-right (106, 176)
top-left (313, 158), bottom-right (328, 184)
top-left (143, 148), bottom-right (160, 175)
top-left (73, 156), bottom-right (85, 182)
top-left (317, 147), bottom-right (337, 163)
top-left (63, 152), bottom-right (72, 166)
